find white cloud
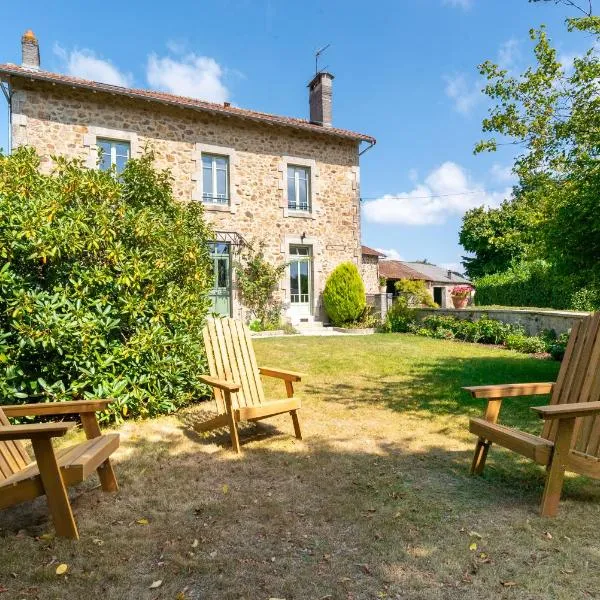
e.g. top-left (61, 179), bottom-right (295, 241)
top-left (362, 161), bottom-right (511, 226)
top-left (498, 38), bottom-right (521, 71)
top-left (146, 52), bottom-right (229, 102)
top-left (444, 73), bottom-right (482, 115)
top-left (375, 248), bottom-right (404, 261)
top-left (490, 163), bottom-right (516, 184)
top-left (443, 0), bottom-right (473, 8)
top-left (53, 44), bottom-right (132, 87)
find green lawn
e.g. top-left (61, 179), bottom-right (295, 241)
top-left (1, 334), bottom-right (599, 599)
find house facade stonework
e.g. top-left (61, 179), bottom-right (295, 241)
top-left (1, 35), bottom-right (375, 325)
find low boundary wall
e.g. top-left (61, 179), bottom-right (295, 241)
top-left (415, 307), bottom-right (590, 336)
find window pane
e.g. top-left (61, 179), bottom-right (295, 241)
top-left (290, 262), bottom-right (299, 295)
top-left (298, 177), bottom-right (308, 210)
top-left (217, 258), bottom-right (228, 288)
top-left (203, 164), bottom-right (213, 199)
top-left (215, 156), bottom-right (228, 170)
top-left (115, 153), bottom-right (128, 174)
top-left (202, 155), bottom-right (212, 169)
top-left (114, 142), bottom-right (130, 158)
top-left (287, 176), bottom-right (296, 209)
top-left (216, 167), bottom-right (227, 198)
top-left (299, 262), bottom-right (309, 295)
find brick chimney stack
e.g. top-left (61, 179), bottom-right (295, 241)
top-left (308, 71), bottom-right (334, 127)
top-left (21, 30), bottom-right (40, 70)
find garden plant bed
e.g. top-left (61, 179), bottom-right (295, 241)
top-left (1, 335), bottom-right (598, 599)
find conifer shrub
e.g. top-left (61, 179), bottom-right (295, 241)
top-left (322, 262), bottom-right (366, 326)
top-left (0, 148), bottom-right (213, 422)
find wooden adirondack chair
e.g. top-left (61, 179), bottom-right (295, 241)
top-left (0, 399), bottom-right (119, 539)
top-left (196, 317), bottom-right (304, 452)
top-left (464, 312), bottom-right (600, 516)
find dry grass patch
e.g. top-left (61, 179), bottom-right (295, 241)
top-left (1, 334), bottom-right (599, 599)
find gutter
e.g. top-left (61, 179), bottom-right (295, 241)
top-left (0, 80), bottom-right (10, 154)
top-left (359, 139), bottom-right (376, 156)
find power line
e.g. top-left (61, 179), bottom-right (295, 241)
top-left (360, 190), bottom-right (484, 202)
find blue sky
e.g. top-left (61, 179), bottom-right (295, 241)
top-left (0, 0), bottom-right (589, 272)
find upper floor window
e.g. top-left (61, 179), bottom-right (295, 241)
top-left (287, 165), bottom-right (311, 212)
top-left (202, 154), bottom-right (229, 204)
top-left (98, 139), bottom-right (130, 174)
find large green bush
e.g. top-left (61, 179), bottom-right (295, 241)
top-left (322, 262), bottom-right (366, 326)
top-left (0, 147), bottom-right (213, 421)
top-left (473, 260), bottom-right (591, 309)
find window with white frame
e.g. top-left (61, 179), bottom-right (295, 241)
top-left (287, 165), bottom-right (311, 211)
top-left (97, 139), bottom-right (130, 174)
top-left (202, 154), bottom-right (229, 204)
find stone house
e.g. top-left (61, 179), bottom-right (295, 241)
top-left (0, 31), bottom-right (376, 325)
top-left (379, 260), bottom-right (472, 308)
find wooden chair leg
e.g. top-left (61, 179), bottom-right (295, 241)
top-left (80, 413), bottom-right (118, 492)
top-left (290, 410), bottom-right (302, 440)
top-left (471, 438), bottom-right (490, 475)
top-left (284, 381), bottom-right (302, 440)
top-left (224, 391), bottom-right (241, 454)
top-left (540, 417), bottom-right (575, 517)
top-left (31, 438), bottom-right (79, 540)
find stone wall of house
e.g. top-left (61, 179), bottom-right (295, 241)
top-left (10, 80), bottom-right (362, 323)
top-left (361, 254), bottom-right (380, 294)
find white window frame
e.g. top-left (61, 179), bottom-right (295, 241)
top-left (192, 143), bottom-right (239, 213)
top-left (201, 154), bottom-right (229, 204)
top-left (97, 138), bottom-right (131, 172)
top-left (83, 127), bottom-right (139, 170)
top-left (287, 165), bottom-right (311, 212)
top-left (279, 156), bottom-right (319, 219)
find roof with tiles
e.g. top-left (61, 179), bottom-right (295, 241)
top-left (361, 245), bottom-right (386, 257)
top-left (379, 260), bottom-right (424, 280)
top-left (0, 63), bottom-right (375, 144)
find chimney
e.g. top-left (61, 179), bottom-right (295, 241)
top-left (308, 71), bottom-right (334, 127)
top-left (21, 30), bottom-right (40, 70)
top-left (447, 270), bottom-right (452, 280)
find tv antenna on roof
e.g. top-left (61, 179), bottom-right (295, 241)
top-left (315, 44), bottom-right (330, 75)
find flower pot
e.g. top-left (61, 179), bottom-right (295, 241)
top-left (452, 296), bottom-right (468, 309)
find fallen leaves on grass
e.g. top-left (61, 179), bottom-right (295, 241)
top-left (55, 564), bottom-right (68, 576)
top-left (136, 518), bottom-right (149, 525)
top-left (149, 580), bottom-right (163, 589)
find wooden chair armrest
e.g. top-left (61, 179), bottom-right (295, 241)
top-left (532, 401), bottom-right (600, 420)
top-left (2, 399), bottom-right (112, 418)
top-left (463, 382), bottom-right (554, 399)
top-left (0, 422), bottom-right (75, 441)
top-left (199, 375), bottom-right (240, 393)
top-left (258, 367), bottom-right (304, 382)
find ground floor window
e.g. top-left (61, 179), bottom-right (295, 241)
top-left (208, 242), bottom-right (231, 316)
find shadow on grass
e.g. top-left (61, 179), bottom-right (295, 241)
top-left (1, 428), bottom-right (599, 599)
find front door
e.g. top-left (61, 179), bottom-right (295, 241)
top-left (289, 245), bottom-right (312, 319)
top-left (208, 242), bottom-right (231, 316)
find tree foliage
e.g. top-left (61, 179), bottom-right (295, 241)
top-left (0, 147), bottom-right (213, 421)
top-left (322, 262), bottom-right (366, 326)
top-left (462, 8), bottom-right (600, 307)
top-left (394, 279), bottom-right (437, 307)
top-left (235, 242), bottom-right (286, 329)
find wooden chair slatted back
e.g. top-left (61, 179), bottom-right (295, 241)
top-left (202, 318), bottom-right (266, 411)
top-left (542, 313), bottom-right (600, 458)
top-left (0, 408), bottom-right (30, 482)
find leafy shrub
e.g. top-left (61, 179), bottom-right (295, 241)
top-left (569, 287), bottom-right (600, 311)
top-left (235, 242), bottom-right (287, 329)
top-left (383, 297), bottom-right (416, 332)
top-left (395, 279), bottom-right (437, 307)
top-left (0, 147), bottom-right (213, 421)
top-left (474, 260), bottom-right (576, 309)
top-left (323, 262), bottom-right (366, 326)
top-left (505, 333), bottom-right (547, 354)
top-left (549, 332), bottom-right (570, 361)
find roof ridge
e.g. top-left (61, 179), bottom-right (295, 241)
top-left (0, 63), bottom-right (375, 143)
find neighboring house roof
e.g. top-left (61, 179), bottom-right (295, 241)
top-left (379, 260), bottom-right (423, 280)
top-left (402, 261), bottom-right (471, 284)
top-left (361, 245), bottom-right (386, 257)
top-left (0, 64), bottom-right (376, 144)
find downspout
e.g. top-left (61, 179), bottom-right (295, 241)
top-left (1, 79), bottom-right (11, 154)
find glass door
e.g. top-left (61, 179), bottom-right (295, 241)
top-left (289, 245), bottom-right (312, 317)
top-left (208, 242), bottom-right (231, 316)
